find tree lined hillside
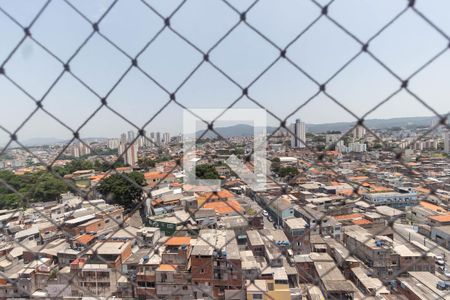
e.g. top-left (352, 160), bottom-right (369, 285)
top-left (0, 171), bottom-right (68, 209)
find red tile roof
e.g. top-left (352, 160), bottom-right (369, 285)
top-left (429, 214), bottom-right (450, 223)
top-left (352, 219), bottom-right (372, 225)
top-left (165, 236), bottom-right (191, 246)
top-left (157, 264), bottom-right (177, 271)
top-left (75, 234), bottom-right (95, 245)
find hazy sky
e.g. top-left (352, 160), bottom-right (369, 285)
top-left (0, 0), bottom-right (449, 145)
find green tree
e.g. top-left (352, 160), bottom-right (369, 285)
top-left (275, 166), bottom-right (299, 178)
top-left (0, 193), bottom-right (21, 209)
top-left (94, 148), bottom-right (118, 156)
top-left (196, 164), bottom-right (220, 179)
top-left (29, 173), bottom-right (68, 202)
top-left (271, 157), bottom-right (281, 173)
top-left (95, 159), bottom-right (127, 172)
top-left (0, 171), bottom-right (68, 208)
top-left (137, 157), bottom-right (156, 170)
top-left (372, 143), bottom-right (383, 150)
top-left (326, 130), bottom-right (342, 134)
top-left (233, 148), bottom-right (245, 155)
top-left (96, 172), bottom-right (145, 209)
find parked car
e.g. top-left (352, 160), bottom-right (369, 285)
top-left (444, 268), bottom-right (450, 278)
top-left (262, 210), bottom-right (269, 217)
top-left (437, 280), bottom-right (450, 290)
top-left (268, 216), bottom-right (273, 222)
top-left (436, 255), bottom-right (446, 266)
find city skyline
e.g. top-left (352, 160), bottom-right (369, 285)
top-left (1, 113), bottom-right (446, 147)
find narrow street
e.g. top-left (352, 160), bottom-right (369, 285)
top-left (394, 222), bottom-right (450, 280)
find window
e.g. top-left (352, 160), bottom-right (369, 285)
top-left (253, 293), bottom-right (263, 299)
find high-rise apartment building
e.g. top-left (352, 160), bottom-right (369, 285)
top-left (72, 146), bottom-right (80, 158)
top-left (118, 131), bottom-right (139, 166)
top-left (353, 125), bottom-right (366, 140)
top-left (107, 138), bottom-right (119, 149)
top-left (444, 131), bottom-right (450, 154)
top-left (125, 143), bottom-right (138, 166)
top-left (118, 142), bottom-right (126, 157)
top-left (120, 133), bottom-right (127, 144)
top-left (325, 133), bottom-right (340, 145)
top-left (71, 142), bottom-right (91, 158)
top-left (127, 130), bottom-right (135, 143)
top-left (163, 132), bottom-right (170, 145)
top-left (290, 119), bottom-right (306, 148)
top-left (137, 136), bottom-right (145, 148)
top-left (156, 132), bottom-right (161, 146)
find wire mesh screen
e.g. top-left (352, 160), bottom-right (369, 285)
top-left (0, 0), bottom-right (449, 299)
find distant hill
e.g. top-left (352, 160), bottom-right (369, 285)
top-left (307, 116), bottom-right (438, 133)
top-left (2, 116), bottom-right (442, 147)
top-left (195, 124), bottom-right (273, 138)
top-left (19, 137), bottom-right (66, 147)
top-left (196, 116), bottom-right (440, 137)
top-left (6, 137), bottom-right (110, 148)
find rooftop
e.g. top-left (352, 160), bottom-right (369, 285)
top-left (203, 199), bottom-right (243, 215)
top-left (157, 264), bottom-right (177, 272)
top-left (89, 241), bottom-right (130, 255)
top-left (64, 214), bottom-right (96, 225)
top-left (164, 236), bottom-right (191, 246)
top-left (284, 218), bottom-right (307, 229)
top-left (352, 219), bottom-right (372, 225)
top-left (314, 261), bottom-right (345, 281)
top-left (75, 234), bottom-right (95, 245)
top-left (429, 214), bottom-right (450, 223)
